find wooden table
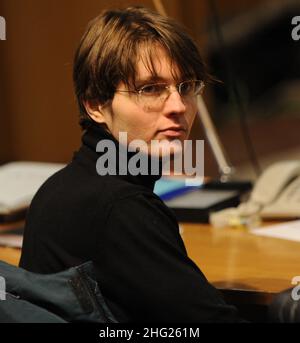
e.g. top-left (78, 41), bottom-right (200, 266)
top-left (0, 220), bottom-right (24, 266)
top-left (1, 221), bottom-right (300, 307)
top-left (181, 222), bottom-right (300, 305)
top-left (0, 246), bottom-right (21, 266)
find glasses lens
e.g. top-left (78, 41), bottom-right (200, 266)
top-left (139, 83), bottom-right (167, 111)
top-left (140, 84), bottom-right (166, 96)
top-left (179, 81), bottom-right (204, 96)
top-left (137, 81), bottom-right (204, 111)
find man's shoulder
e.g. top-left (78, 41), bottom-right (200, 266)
top-left (32, 160), bottom-right (156, 207)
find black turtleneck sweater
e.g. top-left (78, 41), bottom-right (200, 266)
top-left (20, 124), bottom-right (242, 322)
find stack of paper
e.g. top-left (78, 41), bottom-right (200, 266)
top-left (0, 161), bottom-right (64, 220)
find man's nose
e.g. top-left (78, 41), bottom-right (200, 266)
top-left (164, 87), bottom-right (186, 114)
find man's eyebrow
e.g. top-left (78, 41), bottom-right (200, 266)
top-left (135, 74), bottom-right (187, 87)
top-left (135, 76), bottom-right (168, 86)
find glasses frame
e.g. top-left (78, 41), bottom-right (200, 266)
top-left (115, 80), bottom-right (205, 107)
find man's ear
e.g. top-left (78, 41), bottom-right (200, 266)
top-left (83, 99), bottom-right (108, 124)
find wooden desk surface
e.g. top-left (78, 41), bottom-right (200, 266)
top-left (0, 220), bottom-right (23, 266)
top-left (0, 246), bottom-right (21, 266)
top-left (0, 221), bottom-right (24, 266)
top-left (1, 221), bottom-right (300, 305)
top-left (181, 222), bottom-right (300, 304)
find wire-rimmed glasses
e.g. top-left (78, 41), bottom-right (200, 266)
top-left (116, 80), bottom-right (205, 111)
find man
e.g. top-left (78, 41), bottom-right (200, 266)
top-left (20, 6), bottom-right (242, 322)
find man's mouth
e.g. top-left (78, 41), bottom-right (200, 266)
top-left (158, 127), bottom-right (186, 138)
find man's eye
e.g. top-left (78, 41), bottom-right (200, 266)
top-left (141, 84), bottom-right (165, 95)
top-left (180, 82), bottom-right (193, 95)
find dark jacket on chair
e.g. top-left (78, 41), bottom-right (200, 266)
top-left (0, 260), bottom-right (117, 323)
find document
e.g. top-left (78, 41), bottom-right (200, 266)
top-left (0, 161), bottom-right (64, 215)
top-left (251, 220), bottom-right (300, 242)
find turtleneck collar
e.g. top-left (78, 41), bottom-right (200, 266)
top-left (79, 122), bottom-right (162, 191)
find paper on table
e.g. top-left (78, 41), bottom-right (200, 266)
top-left (251, 220), bottom-right (300, 242)
top-left (0, 161), bottom-right (64, 214)
top-left (0, 234), bottom-right (23, 248)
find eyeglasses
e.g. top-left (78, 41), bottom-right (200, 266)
top-left (115, 80), bottom-right (205, 111)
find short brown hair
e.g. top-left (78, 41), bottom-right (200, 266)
top-left (73, 6), bottom-right (208, 129)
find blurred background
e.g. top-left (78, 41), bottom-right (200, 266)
top-left (0, 0), bottom-right (300, 181)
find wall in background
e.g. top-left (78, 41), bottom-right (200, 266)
top-left (0, 0), bottom-right (174, 163)
top-left (3, 0), bottom-right (288, 178)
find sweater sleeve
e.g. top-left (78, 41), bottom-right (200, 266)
top-left (95, 192), bottom-right (242, 322)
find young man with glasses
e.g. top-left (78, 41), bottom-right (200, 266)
top-left (20, 6), bottom-right (242, 322)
